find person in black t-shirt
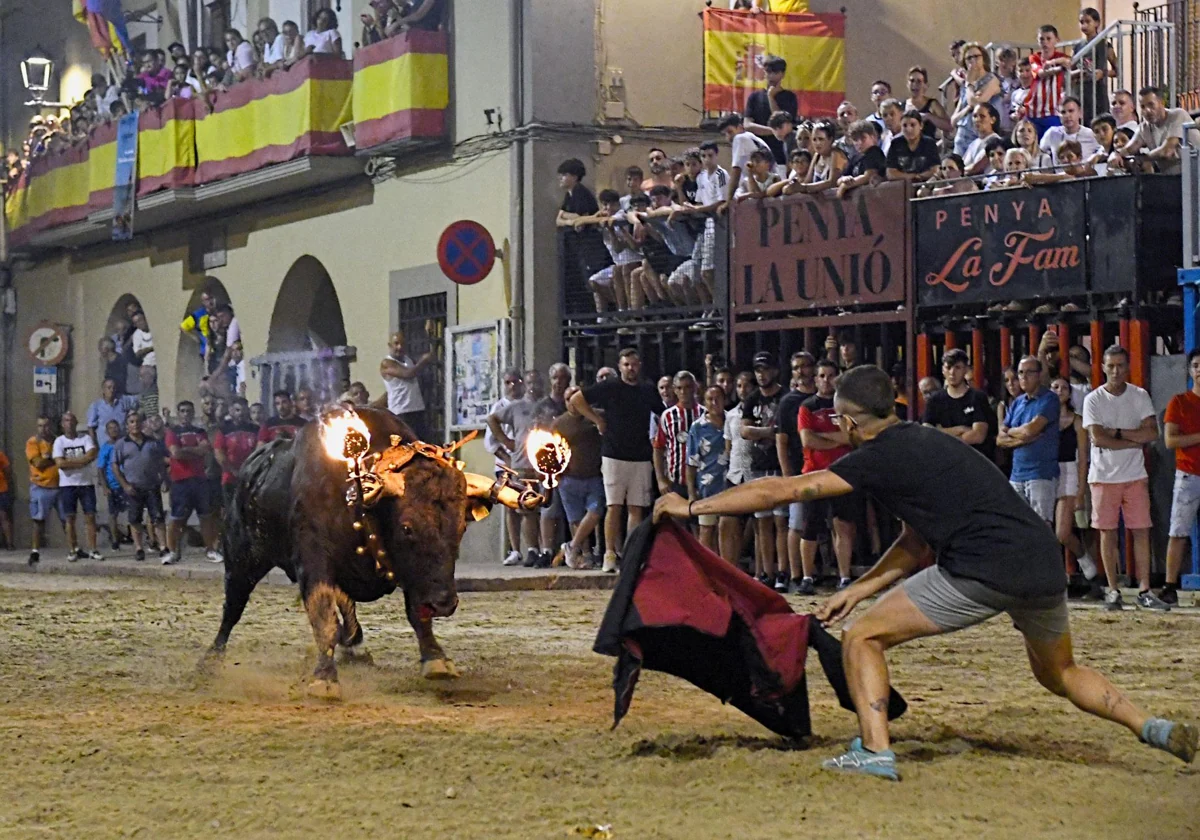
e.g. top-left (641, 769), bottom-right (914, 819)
top-left (555, 157), bottom-right (608, 281)
top-left (741, 351), bottom-right (788, 590)
top-left (836, 120), bottom-right (888, 200)
top-left (885, 109), bottom-right (941, 182)
top-left (922, 349), bottom-right (995, 460)
top-left (743, 55), bottom-right (799, 164)
top-left (570, 348), bottom-right (663, 573)
top-left (655, 365), bottom-right (1197, 780)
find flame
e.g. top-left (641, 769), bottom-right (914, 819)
top-left (525, 429), bottom-right (571, 482)
top-left (322, 411), bottom-right (371, 463)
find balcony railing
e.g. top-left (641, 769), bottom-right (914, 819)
top-left (5, 30), bottom-right (450, 250)
top-left (1136, 1), bottom-right (1200, 110)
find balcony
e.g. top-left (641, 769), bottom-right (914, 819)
top-left (4, 30), bottom-right (450, 254)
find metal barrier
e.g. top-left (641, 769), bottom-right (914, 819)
top-left (1176, 123), bottom-right (1200, 588)
top-left (1067, 19), bottom-right (1176, 113)
top-left (1136, 0), bottom-right (1200, 109)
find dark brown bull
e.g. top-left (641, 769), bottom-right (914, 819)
top-left (210, 408), bottom-right (522, 698)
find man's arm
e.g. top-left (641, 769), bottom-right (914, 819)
top-left (686, 464), bottom-right (700, 500)
top-left (653, 447), bottom-right (670, 493)
top-left (1145, 135), bottom-right (1182, 162)
top-left (380, 354), bottom-right (431, 380)
top-left (568, 390), bottom-right (606, 436)
top-left (1006, 414), bottom-right (1050, 443)
top-left (485, 412), bottom-right (516, 455)
top-left (799, 428), bottom-right (848, 449)
top-left (656, 470), bottom-right (854, 521)
top-left (741, 423), bottom-right (774, 441)
top-left (1165, 421), bottom-right (1200, 450)
top-left (1124, 412), bottom-right (1159, 444)
top-left (959, 421), bottom-right (989, 446)
top-left (1087, 423), bottom-right (1142, 450)
top-left (776, 432), bottom-right (794, 477)
top-left (815, 522), bottom-right (935, 624)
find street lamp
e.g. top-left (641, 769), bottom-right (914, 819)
top-left (21, 46), bottom-right (65, 108)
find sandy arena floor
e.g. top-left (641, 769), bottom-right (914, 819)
top-left (0, 574), bottom-right (1197, 840)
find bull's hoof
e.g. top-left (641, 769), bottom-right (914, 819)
top-left (421, 658), bottom-right (460, 680)
top-left (306, 678), bottom-right (343, 701)
top-left (338, 644), bottom-right (374, 666)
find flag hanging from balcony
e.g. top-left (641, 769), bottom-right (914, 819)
top-left (112, 112), bottom-right (138, 241)
top-left (702, 8), bottom-right (844, 118)
top-left (72, 0), bottom-right (131, 58)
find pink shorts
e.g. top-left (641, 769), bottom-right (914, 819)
top-left (1090, 479), bottom-right (1152, 531)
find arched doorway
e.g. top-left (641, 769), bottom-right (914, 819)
top-left (257, 256), bottom-right (354, 405)
top-left (175, 277), bottom-right (232, 404)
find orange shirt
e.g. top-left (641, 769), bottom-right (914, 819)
top-left (25, 436), bottom-right (59, 488)
top-left (1166, 390), bottom-right (1200, 476)
top-left (0, 451), bottom-right (8, 493)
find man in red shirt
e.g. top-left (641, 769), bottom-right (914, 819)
top-left (1027, 24), bottom-right (1071, 138)
top-left (257, 390), bottom-right (308, 444)
top-left (163, 400), bottom-right (222, 565)
top-left (213, 397), bottom-right (260, 507)
top-left (1163, 349), bottom-right (1200, 604)
top-left (796, 359), bottom-right (859, 593)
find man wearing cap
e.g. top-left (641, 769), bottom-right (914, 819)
top-left (742, 351), bottom-right (790, 591)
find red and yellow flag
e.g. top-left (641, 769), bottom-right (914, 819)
top-left (703, 9), bottom-right (844, 118)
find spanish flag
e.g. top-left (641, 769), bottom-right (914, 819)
top-left (703, 9), bottom-right (844, 118)
top-left (73, 0), bottom-right (131, 58)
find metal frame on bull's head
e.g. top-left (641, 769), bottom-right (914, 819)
top-left (320, 407), bottom-right (571, 581)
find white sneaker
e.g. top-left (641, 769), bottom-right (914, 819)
top-left (502, 550), bottom-right (523, 566)
top-left (563, 542), bottom-right (584, 570)
top-left (205, 549), bottom-right (224, 564)
top-left (161, 552), bottom-right (180, 566)
top-left (87, 550), bottom-right (105, 561)
top-left (601, 552), bottom-right (619, 574)
top-left (1076, 552), bottom-right (1097, 580)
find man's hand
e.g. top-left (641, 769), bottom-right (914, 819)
top-left (814, 584), bottom-right (865, 625)
top-left (593, 415), bottom-right (607, 436)
top-left (653, 492), bottom-right (690, 523)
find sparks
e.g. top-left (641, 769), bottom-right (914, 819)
top-left (322, 410), bottom-right (371, 463)
top-left (525, 429), bottom-right (571, 489)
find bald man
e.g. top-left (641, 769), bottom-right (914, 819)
top-left (375, 331), bottom-right (434, 440)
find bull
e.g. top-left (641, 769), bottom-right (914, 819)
top-left (209, 406), bottom-right (549, 699)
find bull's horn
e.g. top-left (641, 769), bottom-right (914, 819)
top-left (462, 472), bottom-right (543, 516)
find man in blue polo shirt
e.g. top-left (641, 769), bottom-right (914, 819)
top-left (997, 355), bottom-right (1060, 523)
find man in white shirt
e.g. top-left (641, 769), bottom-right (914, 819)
top-left (1040, 97), bottom-right (1100, 166)
top-left (257, 17), bottom-right (288, 73)
top-left (683, 141), bottom-right (729, 307)
top-left (1111, 85), bottom-right (1199, 175)
top-left (485, 369), bottom-right (525, 565)
top-left (1082, 345), bottom-right (1170, 611)
top-left (718, 113), bottom-right (772, 209)
top-left (375, 331), bottom-right (433, 440)
top-left (53, 411), bottom-right (103, 561)
top-left (224, 29), bottom-right (257, 83)
top-left (131, 310), bottom-right (156, 369)
top-left (878, 98), bottom-right (904, 157)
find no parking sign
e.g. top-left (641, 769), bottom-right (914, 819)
top-left (437, 221), bottom-right (496, 286)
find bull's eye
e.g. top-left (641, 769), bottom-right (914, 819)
top-left (401, 522), bottom-right (414, 536)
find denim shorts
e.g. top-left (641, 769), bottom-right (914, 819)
top-left (127, 486), bottom-right (166, 525)
top-left (559, 475), bottom-right (605, 523)
top-left (169, 476), bottom-right (212, 521)
top-left (29, 485), bottom-right (60, 521)
top-left (1010, 478), bottom-right (1056, 523)
top-left (1169, 470), bottom-right (1200, 538)
top-left (60, 485), bottom-right (97, 516)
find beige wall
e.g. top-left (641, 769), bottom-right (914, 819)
top-left (597, 0), bottom-right (1082, 127)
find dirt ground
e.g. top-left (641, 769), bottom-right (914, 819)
top-left (0, 574), bottom-right (1197, 840)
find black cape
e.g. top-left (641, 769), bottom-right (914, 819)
top-left (594, 519), bottom-right (906, 738)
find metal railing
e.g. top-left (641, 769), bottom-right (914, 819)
top-left (1136, 1), bottom-right (1200, 110)
top-left (1067, 19), bottom-right (1177, 110)
top-left (1182, 122), bottom-right (1199, 267)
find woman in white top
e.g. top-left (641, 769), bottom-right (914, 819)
top-left (304, 8), bottom-right (343, 58)
top-left (1011, 118), bottom-right (1054, 172)
top-left (962, 103), bottom-right (1001, 176)
top-left (801, 120), bottom-right (847, 194)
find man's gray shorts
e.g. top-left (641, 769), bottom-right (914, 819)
top-left (903, 565), bottom-right (1069, 643)
top-left (1009, 478), bottom-right (1056, 523)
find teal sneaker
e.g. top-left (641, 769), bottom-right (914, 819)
top-left (1142, 718), bottom-right (1198, 763)
top-left (821, 737), bottom-right (900, 780)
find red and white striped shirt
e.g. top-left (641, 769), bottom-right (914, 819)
top-left (1026, 51), bottom-right (1067, 119)
top-left (654, 403), bottom-right (705, 485)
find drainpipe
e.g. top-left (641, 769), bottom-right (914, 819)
top-left (509, 0), bottom-right (527, 370)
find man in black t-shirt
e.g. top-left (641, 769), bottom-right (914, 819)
top-left (775, 351), bottom-right (816, 588)
top-left (922, 349), bottom-right (995, 460)
top-left (837, 120), bottom-right (888, 200)
top-left (742, 351), bottom-right (788, 590)
top-left (555, 157), bottom-right (608, 280)
top-left (885, 109), bottom-right (941, 182)
top-left (570, 348), bottom-right (663, 573)
top-left (656, 365), bottom-right (1197, 780)
top-left (743, 55), bottom-right (799, 164)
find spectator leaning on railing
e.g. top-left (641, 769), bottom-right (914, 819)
top-left (304, 8), bottom-right (344, 58)
top-left (1110, 85), bottom-right (1198, 176)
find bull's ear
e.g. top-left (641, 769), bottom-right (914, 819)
top-left (467, 502), bottom-right (491, 522)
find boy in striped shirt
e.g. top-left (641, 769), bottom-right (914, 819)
top-left (1028, 24), bottom-right (1072, 138)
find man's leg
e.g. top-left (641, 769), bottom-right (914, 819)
top-left (773, 513), bottom-right (788, 577)
top-left (1098, 528), bottom-right (1121, 590)
top-left (833, 516), bottom-right (856, 580)
top-left (626, 505), bottom-right (646, 537)
top-left (64, 513), bottom-right (79, 553)
top-left (31, 518), bottom-right (45, 551)
top-left (1131, 527), bottom-right (1153, 592)
top-left (520, 511), bottom-right (539, 553)
top-left (718, 515), bottom-right (739, 566)
top-left (0, 508), bottom-right (12, 549)
top-left (83, 514), bottom-right (98, 552)
top-left (840, 585), bottom-right (943, 752)
top-left (571, 508), bottom-right (602, 552)
top-left (1023, 631), bottom-right (1147, 733)
top-left (1166, 536), bottom-right (1189, 587)
top-left (505, 508), bottom-right (521, 553)
top-left (604, 505), bottom-right (624, 563)
top-left (756, 515), bottom-right (776, 576)
top-left (200, 514), bottom-right (220, 551)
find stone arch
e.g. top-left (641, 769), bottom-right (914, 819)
top-left (175, 277), bottom-right (232, 403)
top-left (267, 255), bottom-right (347, 352)
top-left (259, 256), bottom-right (351, 404)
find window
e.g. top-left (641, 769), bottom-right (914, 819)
top-left (397, 292), bottom-right (448, 443)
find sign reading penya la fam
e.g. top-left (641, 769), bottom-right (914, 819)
top-left (916, 181), bottom-right (1087, 306)
top-left (732, 181), bottom-right (907, 312)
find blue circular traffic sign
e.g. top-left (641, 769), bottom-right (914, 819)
top-left (437, 220), bottom-right (496, 286)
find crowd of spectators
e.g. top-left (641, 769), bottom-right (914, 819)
top-left (3, 0), bottom-right (445, 192)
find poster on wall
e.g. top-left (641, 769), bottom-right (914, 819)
top-left (445, 320), bottom-right (509, 432)
top-left (112, 111), bottom-right (139, 242)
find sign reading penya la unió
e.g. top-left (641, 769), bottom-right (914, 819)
top-left (916, 181), bottom-right (1087, 306)
top-left (731, 181), bottom-right (908, 312)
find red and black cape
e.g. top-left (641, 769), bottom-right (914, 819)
top-left (594, 520), bottom-right (907, 738)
